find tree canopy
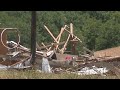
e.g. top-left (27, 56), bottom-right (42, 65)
top-left (0, 11), bottom-right (120, 52)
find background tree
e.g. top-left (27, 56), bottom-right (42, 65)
top-left (0, 11), bottom-right (120, 53)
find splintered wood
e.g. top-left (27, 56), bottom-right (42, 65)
top-left (43, 23), bottom-right (82, 54)
top-left (61, 34), bottom-right (71, 54)
top-left (1, 24), bottom-right (120, 77)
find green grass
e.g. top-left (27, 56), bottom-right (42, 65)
top-left (0, 70), bottom-right (119, 79)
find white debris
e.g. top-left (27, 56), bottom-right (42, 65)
top-left (46, 50), bottom-right (53, 56)
top-left (0, 64), bottom-right (8, 70)
top-left (7, 51), bottom-right (20, 57)
top-left (36, 69), bottom-right (42, 73)
top-left (0, 63), bottom-right (31, 70)
top-left (42, 57), bottom-right (52, 73)
top-left (77, 66), bottom-right (108, 75)
top-left (12, 65), bottom-right (31, 69)
top-left (7, 41), bottom-right (17, 45)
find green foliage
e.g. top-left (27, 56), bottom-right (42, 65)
top-left (1, 11), bottom-right (120, 51)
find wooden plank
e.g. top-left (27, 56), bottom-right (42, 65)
top-left (64, 28), bottom-right (82, 43)
top-left (36, 42), bottom-right (41, 51)
top-left (41, 42), bottom-right (49, 51)
top-left (61, 34), bottom-right (71, 54)
top-left (39, 41), bottom-right (65, 50)
top-left (10, 56), bottom-right (31, 67)
top-left (44, 25), bottom-right (62, 52)
top-left (55, 27), bottom-right (65, 50)
top-left (70, 23), bottom-right (73, 38)
top-left (56, 25), bottom-right (66, 41)
top-left (44, 25), bottom-right (58, 43)
top-left (48, 45), bottom-right (52, 51)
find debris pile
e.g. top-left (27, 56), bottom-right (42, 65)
top-left (77, 66), bottom-right (108, 76)
top-left (0, 24), bottom-right (120, 77)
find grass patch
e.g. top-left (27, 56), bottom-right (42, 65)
top-left (0, 70), bottom-right (119, 79)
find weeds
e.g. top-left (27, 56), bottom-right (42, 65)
top-left (0, 70), bottom-right (119, 79)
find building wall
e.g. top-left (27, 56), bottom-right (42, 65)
top-left (0, 29), bottom-right (8, 55)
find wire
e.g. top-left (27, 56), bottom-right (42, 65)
top-left (0, 28), bottom-right (20, 50)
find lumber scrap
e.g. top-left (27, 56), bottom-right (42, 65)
top-left (17, 45), bottom-right (44, 56)
top-left (9, 56), bottom-right (31, 67)
top-left (70, 23), bottom-right (73, 38)
top-left (44, 25), bottom-right (58, 43)
top-left (36, 42), bottom-right (41, 51)
top-left (44, 25), bottom-right (63, 52)
top-left (55, 27), bottom-right (65, 50)
top-left (56, 27), bottom-right (64, 41)
top-left (48, 46), bottom-right (52, 51)
top-left (64, 28), bottom-right (82, 43)
top-left (41, 42), bottom-right (49, 51)
top-left (56, 25), bottom-right (67, 41)
top-left (60, 34), bottom-right (71, 54)
top-left (37, 41), bottom-right (65, 50)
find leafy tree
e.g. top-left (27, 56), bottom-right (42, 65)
top-left (1, 11), bottom-right (120, 52)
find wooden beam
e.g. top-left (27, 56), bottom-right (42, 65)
top-left (44, 25), bottom-right (58, 43)
top-left (70, 23), bottom-right (73, 38)
top-left (41, 42), bottom-right (49, 51)
top-left (56, 28), bottom-right (64, 41)
top-left (37, 41), bottom-right (65, 50)
top-left (36, 42), bottom-right (41, 51)
top-left (61, 34), bottom-right (71, 54)
top-left (55, 27), bottom-right (65, 50)
top-left (56, 25), bottom-right (67, 41)
top-left (44, 25), bottom-right (64, 52)
top-left (48, 46), bottom-right (52, 51)
top-left (64, 28), bottom-right (82, 43)
top-left (10, 56), bottom-right (31, 67)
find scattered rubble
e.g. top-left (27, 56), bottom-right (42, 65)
top-left (42, 56), bottom-right (52, 73)
top-left (77, 66), bottom-right (108, 76)
top-left (0, 24), bottom-right (120, 77)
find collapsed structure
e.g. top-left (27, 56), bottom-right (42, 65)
top-left (0, 24), bottom-right (120, 76)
